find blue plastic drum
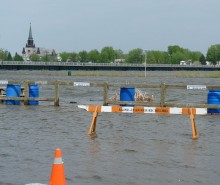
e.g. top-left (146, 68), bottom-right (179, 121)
top-left (207, 90), bottom-right (220, 114)
top-left (5, 84), bottom-right (21, 105)
top-left (28, 84), bottom-right (39, 105)
top-left (120, 87), bottom-right (135, 106)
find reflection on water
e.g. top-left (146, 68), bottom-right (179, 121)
top-left (0, 71), bottom-right (219, 185)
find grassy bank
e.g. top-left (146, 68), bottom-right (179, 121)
top-left (71, 71), bottom-right (220, 78)
top-left (173, 71), bottom-right (220, 78)
top-left (5, 70), bottom-right (219, 78)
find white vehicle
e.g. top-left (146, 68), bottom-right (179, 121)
top-left (180, 61), bottom-right (186, 65)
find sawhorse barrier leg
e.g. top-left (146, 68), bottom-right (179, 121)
top-left (189, 108), bottom-right (199, 139)
top-left (88, 106), bottom-right (98, 136)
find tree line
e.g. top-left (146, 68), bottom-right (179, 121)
top-left (1, 44), bottom-right (220, 65)
top-left (0, 50), bottom-right (23, 61)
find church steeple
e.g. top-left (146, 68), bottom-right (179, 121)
top-left (28, 23), bottom-right (33, 40)
top-left (26, 23), bottom-right (35, 48)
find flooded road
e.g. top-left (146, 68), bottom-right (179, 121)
top-left (0, 70), bottom-right (219, 185)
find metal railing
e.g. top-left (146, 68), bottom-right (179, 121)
top-left (1, 61), bottom-right (220, 68)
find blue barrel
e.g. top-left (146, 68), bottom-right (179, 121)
top-left (28, 84), bottom-right (39, 105)
top-left (120, 87), bottom-right (135, 106)
top-left (207, 90), bottom-right (220, 114)
top-left (5, 84), bottom-right (21, 105)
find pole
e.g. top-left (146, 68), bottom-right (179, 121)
top-left (54, 81), bottom-right (59, 106)
top-left (144, 50), bottom-right (147, 78)
top-left (24, 80), bottom-right (30, 105)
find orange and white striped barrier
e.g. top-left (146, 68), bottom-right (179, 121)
top-left (25, 183), bottom-right (47, 185)
top-left (49, 148), bottom-right (66, 185)
top-left (78, 105), bottom-right (207, 115)
top-left (78, 105), bottom-right (205, 139)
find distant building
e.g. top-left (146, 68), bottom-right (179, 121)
top-left (22, 23), bottom-right (56, 61)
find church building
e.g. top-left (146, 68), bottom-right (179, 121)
top-left (22, 24), bottom-right (56, 61)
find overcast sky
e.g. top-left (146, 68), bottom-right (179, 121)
top-left (0, 0), bottom-right (220, 55)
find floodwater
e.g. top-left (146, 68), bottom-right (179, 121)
top-left (0, 70), bottom-right (219, 185)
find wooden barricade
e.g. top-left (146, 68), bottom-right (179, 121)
top-left (78, 105), bottom-right (205, 139)
top-left (76, 82), bottom-right (220, 140)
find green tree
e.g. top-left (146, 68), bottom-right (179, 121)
top-left (114, 49), bottom-right (124, 60)
top-left (0, 49), bottom-right (8, 61)
top-left (189, 51), bottom-right (202, 62)
top-left (7, 52), bottom-right (13, 61)
top-left (168, 45), bottom-right (184, 55)
top-left (88, 49), bottom-right (100, 63)
top-left (30, 53), bottom-right (40, 61)
top-left (70, 52), bottom-right (78, 62)
top-left (199, 54), bottom-right (206, 65)
top-left (206, 44), bottom-right (220, 65)
top-left (78, 50), bottom-right (88, 62)
top-left (60, 52), bottom-right (71, 62)
top-left (13, 53), bottom-right (23, 61)
top-left (146, 51), bottom-right (156, 64)
top-left (100, 46), bottom-right (115, 63)
top-left (168, 46), bottom-right (188, 64)
top-left (147, 51), bottom-right (169, 64)
top-left (41, 55), bottom-right (50, 62)
top-left (171, 52), bottom-right (186, 64)
top-left (126, 48), bottom-right (143, 63)
top-left (100, 52), bottom-right (108, 63)
top-left (167, 45), bottom-right (201, 64)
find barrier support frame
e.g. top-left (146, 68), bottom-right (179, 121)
top-left (189, 108), bottom-right (199, 139)
top-left (88, 106), bottom-right (98, 136)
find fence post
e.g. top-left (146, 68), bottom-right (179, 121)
top-left (24, 80), bottom-right (29, 105)
top-left (103, 82), bottom-right (108, 106)
top-left (160, 83), bottom-right (166, 107)
top-left (54, 81), bottom-right (59, 106)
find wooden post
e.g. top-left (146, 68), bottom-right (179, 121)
top-left (54, 81), bottom-right (59, 106)
top-left (88, 106), bottom-right (98, 136)
top-left (189, 108), bottom-right (199, 139)
top-left (103, 82), bottom-right (108, 106)
top-left (24, 81), bottom-right (29, 105)
top-left (160, 83), bottom-right (166, 107)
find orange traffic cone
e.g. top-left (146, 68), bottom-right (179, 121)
top-left (49, 148), bottom-right (66, 185)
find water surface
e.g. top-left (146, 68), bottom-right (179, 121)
top-left (0, 70), bottom-right (219, 185)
